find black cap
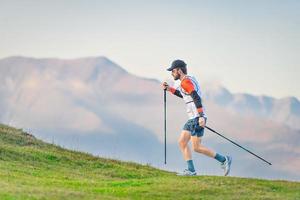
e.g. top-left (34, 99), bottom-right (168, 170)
top-left (167, 59), bottom-right (186, 71)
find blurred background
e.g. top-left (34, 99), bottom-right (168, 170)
top-left (0, 0), bottom-right (299, 181)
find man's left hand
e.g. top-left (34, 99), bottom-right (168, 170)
top-left (198, 117), bottom-right (206, 127)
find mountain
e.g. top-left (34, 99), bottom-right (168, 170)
top-left (1, 124), bottom-right (299, 199)
top-left (203, 83), bottom-right (300, 130)
top-left (0, 56), bottom-right (299, 181)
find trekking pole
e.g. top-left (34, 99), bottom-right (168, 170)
top-left (205, 126), bottom-right (272, 165)
top-left (164, 89), bottom-right (167, 164)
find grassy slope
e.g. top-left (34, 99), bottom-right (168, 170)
top-left (0, 124), bottom-right (299, 200)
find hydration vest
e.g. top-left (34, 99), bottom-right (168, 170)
top-left (179, 76), bottom-right (207, 119)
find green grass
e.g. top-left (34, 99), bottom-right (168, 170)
top-left (0, 124), bottom-right (299, 200)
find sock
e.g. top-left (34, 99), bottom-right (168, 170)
top-left (215, 153), bottom-right (226, 163)
top-left (187, 160), bottom-right (195, 172)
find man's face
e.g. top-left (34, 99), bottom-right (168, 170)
top-left (171, 68), bottom-right (180, 80)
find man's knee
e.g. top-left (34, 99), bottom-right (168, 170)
top-left (178, 139), bottom-right (187, 149)
top-left (193, 144), bottom-right (204, 153)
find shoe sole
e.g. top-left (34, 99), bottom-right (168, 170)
top-left (176, 172), bottom-right (197, 176)
top-left (224, 156), bottom-right (232, 176)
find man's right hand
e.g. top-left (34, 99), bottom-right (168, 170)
top-left (162, 82), bottom-right (170, 91)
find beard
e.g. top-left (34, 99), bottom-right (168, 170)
top-left (173, 74), bottom-right (180, 80)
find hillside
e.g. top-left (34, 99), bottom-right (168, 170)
top-left (0, 124), bottom-right (299, 199)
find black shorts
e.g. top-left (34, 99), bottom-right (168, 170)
top-left (183, 117), bottom-right (207, 137)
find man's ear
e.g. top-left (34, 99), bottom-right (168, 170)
top-left (178, 68), bottom-right (183, 74)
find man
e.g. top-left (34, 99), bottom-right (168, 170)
top-left (162, 59), bottom-right (232, 176)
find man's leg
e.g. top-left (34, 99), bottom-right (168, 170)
top-left (191, 136), bottom-right (232, 176)
top-left (178, 130), bottom-right (192, 160)
top-left (190, 136), bottom-right (216, 158)
top-left (178, 130), bottom-right (196, 173)
top-left (191, 136), bottom-right (226, 163)
top-left (190, 119), bottom-right (232, 176)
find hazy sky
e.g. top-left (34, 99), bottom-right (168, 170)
top-left (0, 0), bottom-right (299, 99)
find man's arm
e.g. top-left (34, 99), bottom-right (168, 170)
top-left (169, 87), bottom-right (183, 98)
top-left (180, 78), bottom-right (204, 116)
top-left (162, 82), bottom-right (183, 98)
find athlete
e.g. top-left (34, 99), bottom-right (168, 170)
top-left (162, 59), bottom-right (232, 176)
